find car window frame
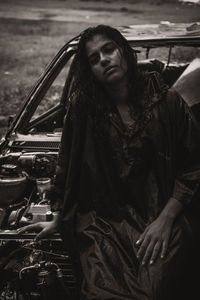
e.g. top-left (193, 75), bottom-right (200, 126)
top-left (6, 45), bottom-right (76, 136)
top-left (6, 36), bottom-right (200, 137)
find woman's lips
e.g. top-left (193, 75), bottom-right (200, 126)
top-left (104, 66), bottom-right (117, 75)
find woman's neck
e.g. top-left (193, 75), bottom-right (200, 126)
top-left (105, 78), bottom-right (129, 105)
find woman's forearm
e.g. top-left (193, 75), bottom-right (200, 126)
top-left (158, 197), bottom-right (184, 224)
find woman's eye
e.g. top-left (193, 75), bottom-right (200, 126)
top-left (104, 45), bottom-right (115, 53)
top-left (89, 55), bottom-right (99, 65)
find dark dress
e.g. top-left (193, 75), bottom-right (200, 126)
top-left (50, 73), bottom-right (200, 300)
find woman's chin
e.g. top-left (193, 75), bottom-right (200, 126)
top-left (104, 73), bottom-right (124, 85)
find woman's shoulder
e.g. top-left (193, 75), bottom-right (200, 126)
top-left (144, 71), bottom-right (168, 99)
top-left (164, 88), bottom-right (188, 110)
top-left (144, 71), bottom-right (186, 108)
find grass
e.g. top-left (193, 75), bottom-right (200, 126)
top-left (0, 18), bottom-right (93, 117)
top-left (0, 0), bottom-right (200, 138)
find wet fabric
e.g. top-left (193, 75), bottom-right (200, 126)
top-left (50, 72), bottom-right (200, 299)
top-left (74, 212), bottom-right (192, 300)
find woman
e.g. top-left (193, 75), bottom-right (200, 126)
top-left (19, 25), bottom-right (200, 299)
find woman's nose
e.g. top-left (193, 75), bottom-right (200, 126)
top-left (100, 53), bottom-right (109, 66)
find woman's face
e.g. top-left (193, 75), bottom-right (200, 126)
top-left (85, 34), bottom-right (128, 86)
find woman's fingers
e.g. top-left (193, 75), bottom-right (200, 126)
top-left (139, 236), bottom-right (169, 266)
top-left (136, 218), bottom-right (172, 266)
top-left (136, 228), bottom-right (148, 246)
top-left (17, 222), bottom-right (48, 241)
top-left (17, 223), bottom-right (42, 234)
top-left (141, 241), bottom-right (155, 265)
top-left (17, 221), bottom-right (58, 242)
top-left (35, 223), bottom-right (57, 241)
top-left (150, 241), bottom-right (162, 264)
top-left (137, 235), bottom-right (150, 261)
top-left (34, 228), bottom-right (49, 241)
top-left (161, 236), bottom-right (170, 259)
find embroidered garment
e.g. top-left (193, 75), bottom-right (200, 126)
top-left (50, 72), bottom-right (200, 300)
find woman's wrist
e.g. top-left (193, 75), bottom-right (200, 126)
top-left (159, 197), bottom-right (183, 223)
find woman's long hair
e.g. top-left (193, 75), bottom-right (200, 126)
top-left (69, 25), bottom-right (145, 119)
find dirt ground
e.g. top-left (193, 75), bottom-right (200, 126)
top-left (1, 0), bottom-right (200, 25)
top-left (0, 0), bottom-right (200, 136)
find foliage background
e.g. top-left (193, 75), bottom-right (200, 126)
top-left (0, 0), bottom-right (199, 135)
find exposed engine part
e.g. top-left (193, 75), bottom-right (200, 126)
top-left (0, 164), bottom-right (20, 176)
top-left (0, 284), bottom-right (18, 300)
top-left (0, 149), bottom-right (77, 299)
top-left (0, 238), bottom-right (77, 300)
top-left (0, 151), bottom-right (57, 228)
top-left (18, 153), bottom-right (57, 177)
top-left (21, 204), bottom-right (55, 224)
top-left (0, 152), bottom-right (57, 179)
top-left (0, 164), bottom-right (28, 207)
top-left (0, 199), bottom-right (29, 229)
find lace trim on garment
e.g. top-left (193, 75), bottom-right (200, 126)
top-left (108, 72), bottom-right (168, 139)
top-left (104, 72), bottom-right (168, 180)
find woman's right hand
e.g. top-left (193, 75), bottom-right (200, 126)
top-left (17, 214), bottom-right (60, 241)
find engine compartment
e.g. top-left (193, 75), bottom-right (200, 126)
top-left (0, 150), bottom-right (58, 228)
top-left (0, 150), bottom-right (78, 299)
top-left (0, 234), bottom-right (76, 300)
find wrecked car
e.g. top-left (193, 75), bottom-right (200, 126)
top-left (0, 23), bottom-right (200, 299)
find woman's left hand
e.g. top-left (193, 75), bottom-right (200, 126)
top-left (136, 216), bottom-right (173, 265)
top-left (136, 197), bottom-right (183, 265)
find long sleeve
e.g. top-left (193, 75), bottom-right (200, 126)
top-left (170, 90), bottom-right (200, 205)
top-left (50, 94), bottom-right (87, 213)
top-left (50, 103), bottom-right (74, 212)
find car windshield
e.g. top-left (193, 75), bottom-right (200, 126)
top-left (18, 41), bottom-right (200, 135)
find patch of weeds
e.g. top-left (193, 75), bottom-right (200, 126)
top-left (172, 46), bottom-right (200, 63)
top-left (164, 0), bottom-right (179, 2)
top-left (154, 0), bottom-right (164, 5)
top-left (41, 13), bottom-right (58, 20)
top-left (0, 126), bottom-right (8, 139)
top-left (0, 50), bottom-right (15, 68)
top-left (0, 18), bottom-right (67, 37)
top-left (0, 85), bottom-right (28, 116)
top-left (126, 0), bottom-right (141, 2)
top-left (120, 7), bottom-right (128, 12)
top-left (32, 86), bottom-right (62, 119)
top-left (13, 20), bottom-right (52, 36)
top-left (80, 0), bottom-right (112, 2)
top-left (120, 7), bottom-right (141, 13)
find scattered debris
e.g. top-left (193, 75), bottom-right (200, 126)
top-left (186, 22), bottom-right (200, 31)
top-left (179, 0), bottom-right (200, 4)
top-left (0, 116), bottom-right (8, 127)
top-left (120, 22), bottom-right (200, 39)
top-left (186, 22), bottom-right (200, 35)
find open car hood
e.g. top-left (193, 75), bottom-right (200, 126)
top-left (2, 22), bottom-right (200, 151)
